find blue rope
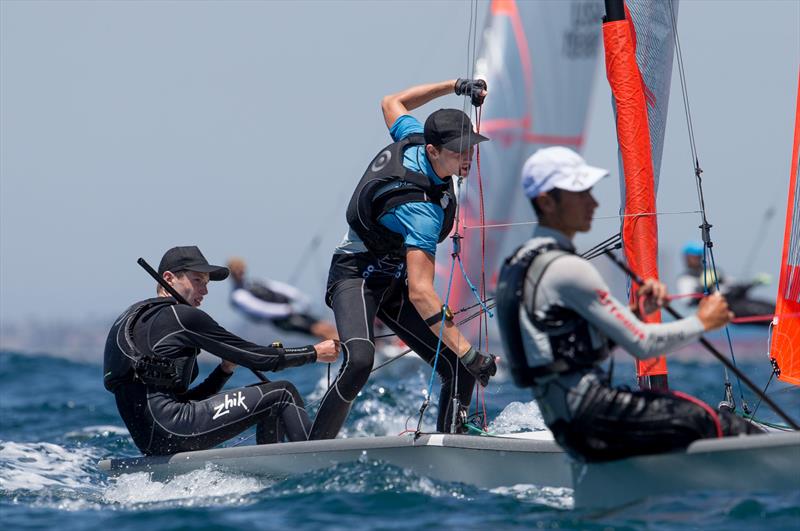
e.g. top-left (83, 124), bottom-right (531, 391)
top-left (424, 251), bottom-right (459, 406)
top-left (456, 255), bottom-right (494, 319)
top-left (421, 233), bottom-right (493, 424)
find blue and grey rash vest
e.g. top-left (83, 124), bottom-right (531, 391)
top-left (497, 226), bottom-right (705, 425)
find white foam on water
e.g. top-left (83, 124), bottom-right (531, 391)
top-left (491, 484), bottom-right (574, 510)
top-left (488, 400), bottom-right (548, 434)
top-left (64, 425), bottom-right (129, 439)
top-left (341, 395), bottom-right (419, 438)
top-left (308, 364), bottom-right (432, 438)
top-left (0, 440), bottom-right (97, 493)
top-left (103, 464), bottom-right (267, 508)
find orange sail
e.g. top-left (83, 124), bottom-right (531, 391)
top-left (769, 68), bottom-right (800, 386)
top-left (603, 2), bottom-right (674, 389)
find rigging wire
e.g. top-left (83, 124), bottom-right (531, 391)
top-left (667, 0), bottom-right (748, 411)
top-left (370, 301), bottom-right (497, 375)
top-left (581, 233), bottom-right (622, 261)
top-left (463, 210), bottom-right (703, 230)
top-left (467, 0), bottom-right (491, 429)
top-left (415, 0), bottom-right (495, 435)
top-left (413, 0), bottom-right (482, 436)
top-left (745, 366), bottom-right (776, 428)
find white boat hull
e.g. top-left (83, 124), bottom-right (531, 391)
top-left (572, 431), bottom-right (800, 508)
top-left (98, 432), bottom-right (573, 489)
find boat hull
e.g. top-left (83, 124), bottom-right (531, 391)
top-left (572, 431), bottom-right (800, 508)
top-left (98, 432), bottom-right (573, 489)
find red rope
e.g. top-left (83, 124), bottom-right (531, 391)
top-left (473, 106), bottom-right (490, 422)
top-left (638, 292), bottom-right (800, 324)
top-left (476, 107), bottom-right (489, 352)
top-left (672, 390), bottom-right (723, 438)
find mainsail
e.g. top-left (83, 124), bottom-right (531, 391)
top-left (602, 0), bottom-right (678, 389)
top-left (442, 0), bottom-right (603, 341)
top-left (769, 69), bottom-right (800, 386)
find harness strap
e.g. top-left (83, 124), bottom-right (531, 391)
top-left (523, 246), bottom-right (571, 323)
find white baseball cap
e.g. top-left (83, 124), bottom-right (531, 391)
top-left (521, 146), bottom-right (609, 198)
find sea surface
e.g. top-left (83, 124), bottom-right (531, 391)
top-left (2, 331), bottom-right (799, 531)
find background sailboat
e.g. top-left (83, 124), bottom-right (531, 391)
top-left (436, 0), bottom-right (604, 349)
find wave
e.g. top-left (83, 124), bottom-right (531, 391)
top-left (0, 440), bottom-right (99, 493)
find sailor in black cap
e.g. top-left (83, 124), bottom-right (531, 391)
top-left (103, 245), bottom-right (340, 456)
top-left (310, 79), bottom-right (498, 440)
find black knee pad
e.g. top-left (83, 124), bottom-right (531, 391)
top-left (255, 380), bottom-right (303, 409)
top-left (336, 342), bottom-right (375, 401)
top-left (342, 342), bottom-right (375, 374)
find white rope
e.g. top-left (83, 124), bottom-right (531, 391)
top-left (462, 210), bottom-right (703, 230)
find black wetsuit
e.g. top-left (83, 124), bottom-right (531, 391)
top-left (308, 253), bottom-right (474, 440)
top-left (104, 298), bottom-right (317, 456)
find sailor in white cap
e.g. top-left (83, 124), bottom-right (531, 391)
top-left (494, 147), bottom-right (761, 463)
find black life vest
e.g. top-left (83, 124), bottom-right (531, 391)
top-left (346, 134), bottom-right (457, 256)
top-left (496, 242), bottom-right (609, 388)
top-left (103, 298), bottom-right (194, 392)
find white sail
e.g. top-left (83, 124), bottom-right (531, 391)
top-left (616, 0), bottom-right (678, 198)
top-left (439, 0), bottom-right (604, 339)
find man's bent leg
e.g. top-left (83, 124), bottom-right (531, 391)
top-left (379, 289), bottom-right (475, 433)
top-left (144, 380), bottom-right (308, 455)
top-left (309, 278), bottom-right (382, 440)
top-left (562, 384), bottom-right (726, 462)
top-left (255, 381), bottom-right (312, 443)
top-left (718, 409), bottom-right (767, 436)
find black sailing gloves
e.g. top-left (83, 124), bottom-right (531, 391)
top-left (460, 346), bottom-right (498, 387)
top-left (455, 78), bottom-right (487, 107)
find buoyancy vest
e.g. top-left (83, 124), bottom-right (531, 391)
top-left (103, 298), bottom-right (195, 392)
top-left (495, 242), bottom-right (610, 388)
top-left (346, 134), bottom-right (457, 256)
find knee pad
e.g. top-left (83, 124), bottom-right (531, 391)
top-left (255, 380), bottom-right (303, 409)
top-left (342, 340), bottom-right (375, 374)
top-left (335, 339), bottom-right (375, 400)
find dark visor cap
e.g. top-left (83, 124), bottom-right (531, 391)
top-left (157, 246), bottom-right (229, 281)
top-left (424, 109), bottom-right (489, 152)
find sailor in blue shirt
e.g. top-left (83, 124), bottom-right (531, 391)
top-left (334, 114), bottom-right (445, 258)
top-left (311, 78), bottom-right (498, 440)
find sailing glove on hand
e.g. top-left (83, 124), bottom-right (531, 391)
top-left (454, 78), bottom-right (487, 107)
top-left (460, 346), bottom-right (497, 387)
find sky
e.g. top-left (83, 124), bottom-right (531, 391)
top-left (1, 0), bottom-right (799, 327)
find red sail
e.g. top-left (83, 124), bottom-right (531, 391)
top-left (769, 68), bottom-right (800, 386)
top-left (603, 9), bottom-right (668, 388)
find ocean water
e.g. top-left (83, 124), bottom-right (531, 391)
top-left (1, 341), bottom-right (799, 531)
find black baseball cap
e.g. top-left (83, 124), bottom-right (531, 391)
top-left (424, 109), bottom-right (489, 151)
top-left (158, 246), bottom-right (229, 281)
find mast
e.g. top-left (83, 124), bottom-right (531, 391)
top-left (602, 0), bottom-right (676, 390)
top-left (769, 68), bottom-right (800, 385)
